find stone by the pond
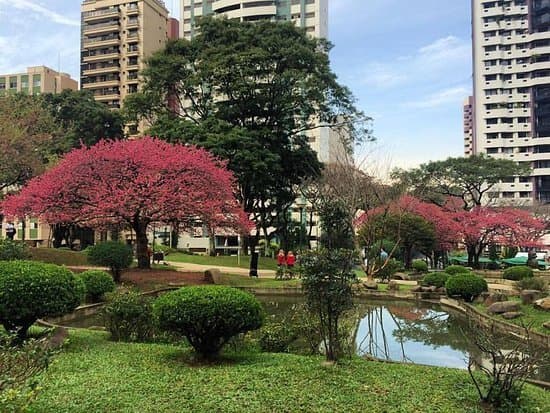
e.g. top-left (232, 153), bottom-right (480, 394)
top-left (487, 301), bottom-right (521, 314)
top-left (388, 281), bottom-right (400, 291)
top-left (484, 292), bottom-right (508, 306)
top-left (411, 285), bottom-right (423, 293)
top-left (501, 312), bottom-right (522, 320)
top-left (520, 290), bottom-right (544, 305)
top-left (543, 321), bottom-right (550, 330)
top-left (363, 280), bottom-right (378, 290)
top-left (533, 297), bottom-right (550, 311)
top-left (391, 272), bottom-right (409, 281)
top-left (204, 268), bottom-right (222, 284)
top-left (436, 287), bottom-right (446, 294)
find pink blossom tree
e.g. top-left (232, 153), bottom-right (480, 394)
top-left (2, 137), bottom-right (249, 268)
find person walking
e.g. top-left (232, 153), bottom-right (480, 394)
top-left (286, 251), bottom-right (296, 278)
top-left (5, 222), bottom-right (16, 240)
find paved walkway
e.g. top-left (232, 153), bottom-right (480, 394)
top-left (166, 260), bottom-right (277, 277)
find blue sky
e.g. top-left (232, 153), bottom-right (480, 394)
top-left (0, 0), bottom-right (472, 170)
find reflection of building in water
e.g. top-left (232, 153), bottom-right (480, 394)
top-left (386, 306), bottom-right (428, 322)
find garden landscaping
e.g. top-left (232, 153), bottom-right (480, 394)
top-left (26, 329), bottom-right (549, 413)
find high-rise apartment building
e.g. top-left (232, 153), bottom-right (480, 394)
top-left (0, 66), bottom-right (77, 96)
top-left (464, 96), bottom-right (474, 156)
top-left (472, 0), bottom-right (550, 204)
top-left (80, 0), bottom-right (170, 112)
top-left (180, 0), bottom-right (327, 40)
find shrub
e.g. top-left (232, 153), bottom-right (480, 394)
top-left (86, 241), bottom-right (133, 283)
top-left (0, 239), bottom-right (30, 261)
top-left (103, 290), bottom-right (154, 342)
top-left (503, 266), bottom-right (533, 281)
top-left (0, 334), bottom-right (51, 412)
top-left (422, 272), bottom-right (450, 288)
top-left (0, 261), bottom-right (83, 340)
top-left (444, 265), bottom-right (471, 275)
top-left (79, 270), bottom-right (116, 302)
top-left (259, 322), bottom-right (296, 353)
top-left (376, 258), bottom-right (403, 282)
top-left (516, 277), bottom-right (548, 292)
top-left (153, 286), bottom-right (264, 359)
top-left (411, 259), bottom-right (428, 273)
top-left (445, 273), bottom-right (488, 302)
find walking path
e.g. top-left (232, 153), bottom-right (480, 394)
top-left (166, 260), bottom-right (277, 277)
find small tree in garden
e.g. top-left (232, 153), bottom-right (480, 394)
top-left (1, 137), bottom-right (249, 269)
top-left (154, 286), bottom-right (264, 359)
top-left (86, 242), bottom-right (133, 283)
top-left (300, 249), bottom-right (356, 362)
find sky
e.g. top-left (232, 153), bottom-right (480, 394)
top-left (0, 0), bottom-right (472, 171)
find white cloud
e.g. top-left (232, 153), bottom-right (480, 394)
top-left (355, 35), bottom-right (471, 90)
top-left (0, 0), bottom-right (79, 26)
top-left (405, 86), bottom-right (471, 109)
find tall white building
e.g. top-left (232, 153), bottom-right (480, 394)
top-left (178, 0), bottom-right (341, 163)
top-left (472, 0), bottom-right (550, 204)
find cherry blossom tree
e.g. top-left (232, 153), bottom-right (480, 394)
top-left (2, 137), bottom-right (249, 269)
top-left (454, 207), bottom-right (546, 268)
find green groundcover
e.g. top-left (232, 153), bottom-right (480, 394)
top-left (450, 256), bottom-right (549, 269)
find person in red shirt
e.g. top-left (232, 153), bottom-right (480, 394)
top-left (286, 251), bottom-right (296, 277)
top-left (276, 249), bottom-right (286, 279)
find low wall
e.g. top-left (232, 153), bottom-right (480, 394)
top-left (440, 298), bottom-right (550, 349)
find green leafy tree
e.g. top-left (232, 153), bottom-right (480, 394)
top-left (41, 90), bottom-right (124, 154)
top-left (124, 17), bottom-right (369, 251)
top-left (86, 241), bottom-right (133, 283)
top-left (300, 249), bottom-right (356, 362)
top-left (391, 155), bottom-right (529, 210)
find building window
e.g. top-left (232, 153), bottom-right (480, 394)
top-left (9, 77), bottom-right (17, 89)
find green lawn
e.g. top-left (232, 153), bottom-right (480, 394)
top-left (28, 330), bottom-right (549, 413)
top-left (475, 297), bottom-right (550, 334)
top-left (214, 273), bottom-right (301, 288)
top-left (166, 252), bottom-right (278, 271)
top-left (29, 247), bottom-right (92, 267)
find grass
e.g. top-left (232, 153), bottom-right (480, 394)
top-left (475, 297), bottom-right (550, 335)
top-left (29, 247), bottom-right (92, 267)
top-left (377, 283), bottom-right (414, 292)
top-left (166, 252), bottom-right (278, 271)
top-left (27, 329), bottom-right (548, 413)
top-left (215, 273), bottom-right (301, 288)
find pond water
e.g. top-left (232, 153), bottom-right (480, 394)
top-left (56, 295), bottom-right (549, 381)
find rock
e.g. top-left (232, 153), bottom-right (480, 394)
top-left (520, 290), bottom-right (544, 305)
top-left (534, 297), bottom-right (550, 311)
top-left (436, 287), bottom-right (446, 294)
top-left (391, 272), bottom-right (409, 281)
top-left (204, 268), bottom-right (222, 284)
top-left (487, 301), bottom-right (521, 314)
top-left (411, 285), bottom-right (423, 293)
top-left (388, 281), bottom-right (400, 291)
top-left (501, 312), bottom-right (523, 320)
top-left (543, 321), bottom-right (550, 330)
top-left (363, 280), bottom-right (378, 290)
top-left (425, 286), bottom-right (437, 293)
top-left (484, 293), bottom-right (508, 306)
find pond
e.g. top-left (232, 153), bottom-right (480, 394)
top-left (55, 295), bottom-right (549, 382)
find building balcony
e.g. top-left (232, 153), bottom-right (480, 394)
top-left (93, 92), bottom-right (120, 101)
top-left (126, 5), bottom-right (139, 15)
top-left (83, 21), bottom-right (119, 36)
top-left (82, 8), bottom-right (119, 22)
top-left (82, 65), bottom-right (120, 76)
top-left (82, 79), bottom-right (119, 89)
top-left (82, 52), bottom-right (120, 63)
top-left (82, 36), bottom-right (120, 48)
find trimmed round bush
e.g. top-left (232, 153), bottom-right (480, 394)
top-left (503, 266), bottom-right (533, 281)
top-left (422, 272), bottom-right (450, 288)
top-left (79, 270), bottom-right (116, 302)
top-left (0, 260), bottom-right (84, 339)
top-left (86, 241), bottom-right (133, 283)
top-left (0, 239), bottom-right (30, 261)
top-left (412, 259), bottom-right (428, 273)
top-left (153, 286), bottom-right (264, 358)
top-left (445, 273), bottom-right (488, 302)
top-left (444, 265), bottom-right (471, 276)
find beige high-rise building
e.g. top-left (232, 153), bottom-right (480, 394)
top-left (0, 66), bottom-right (77, 96)
top-left (471, 0), bottom-right (550, 205)
top-left (464, 96), bottom-right (474, 156)
top-left (80, 0), bottom-right (170, 118)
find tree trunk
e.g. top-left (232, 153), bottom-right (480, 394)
top-left (467, 245), bottom-right (475, 267)
top-left (209, 233), bottom-right (216, 257)
top-left (134, 223), bottom-right (150, 269)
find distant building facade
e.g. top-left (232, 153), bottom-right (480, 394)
top-left (464, 96), bottom-right (474, 156)
top-left (0, 66), bottom-right (77, 96)
top-left (471, 0), bottom-right (550, 204)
